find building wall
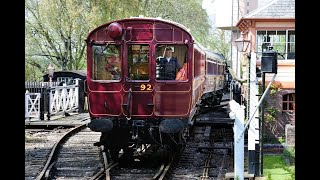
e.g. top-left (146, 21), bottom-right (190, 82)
top-left (254, 21), bottom-right (295, 89)
top-left (255, 21), bottom-right (295, 29)
top-left (257, 60), bottom-right (295, 89)
top-left (238, 20), bottom-right (295, 140)
top-left (246, 0), bottom-right (258, 14)
top-left (264, 89), bottom-right (295, 140)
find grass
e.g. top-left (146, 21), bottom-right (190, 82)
top-left (263, 155), bottom-right (295, 180)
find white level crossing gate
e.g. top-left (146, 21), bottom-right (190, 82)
top-left (49, 81), bottom-right (79, 116)
top-left (25, 79), bottom-right (81, 120)
top-left (25, 93), bottom-right (41, 119)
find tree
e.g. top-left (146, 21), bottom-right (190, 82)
top-left (207, 28), bottom-right (231, 63)
top-left (139, 0), bottom-right (211, 46)
top-left (25, 0), bottom-right (99, 72)
top-left (25, 0), bottom-right (219, 80)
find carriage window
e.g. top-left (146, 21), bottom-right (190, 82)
top-left (155, 45), bottom-right (187, 80)
top-left (92, 45), bottom-right (121, 80)
top-left (128, 45), bottom-right (149, 80)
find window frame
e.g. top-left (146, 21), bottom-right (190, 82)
top-left (282, 93), bottom-right (295, 112)
top-left (126, 43), bottom-right (151, 82)
top-left (256, 29), bottom-right (295, 60)
top-left (91, 43), bottom-right (122, 82)
top-left (155, 44), bottom-right (188, 82)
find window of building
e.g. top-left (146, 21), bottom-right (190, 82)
top-left (155, 45), bottom-right (187, 81)
top-left (128, 44), bottom-right (149, 80)
top-left (57, 77), bottom-right (72, 84)
top-left (92, 45), bottom-right (121, 81)
top-left (283, 93), bottom-right (295, 112)
top-left (256, 30), bottom-right (295, 60)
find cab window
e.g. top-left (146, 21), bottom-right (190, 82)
top-left (155, 45), bottom-right (188, 81)
top-left (92, 45), bottom-right (121, 81)
top-left (127, 44), bottom-right (149, 80)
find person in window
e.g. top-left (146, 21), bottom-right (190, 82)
top-left (105, 55), bottom-right (121, 80)
top-left (158, 47), bottom-right (181, 80)
top-left (176, 63), bottom-right (187, 80)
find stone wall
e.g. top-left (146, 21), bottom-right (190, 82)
top-left (264, 89), bottom-right (295, 140)
top-left (285, 124), bottom-right (295, 146)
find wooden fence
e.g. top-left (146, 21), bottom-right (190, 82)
top-left (25, 79), bottom-right (86, 120)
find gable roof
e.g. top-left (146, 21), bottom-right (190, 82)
top-left (244, 0), bottom-right (295, 18)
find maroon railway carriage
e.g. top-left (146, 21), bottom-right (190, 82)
top-left (85, 17), bottom-right (225, 160)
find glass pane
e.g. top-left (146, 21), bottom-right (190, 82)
top-left (266, 31), bottom-right (276, 42)
top-left (257, 31), bottom-right (266, 36)
top-left (256, 31), bottom-right (266, 44)
top-left (156, 45), bottom-right (187, 80)
top-left (273, 43), bottom-right (286, 60)
top-left (288, 30), bottom-right (295, 42)
top-left (128, 45), bottom-right (149, 80)
top-left (277, 31), bottom-right (286, 43)
top-left (289, 103), bottom-right (293, 110)
top-left (289, 94), bottom-right (294, 101)
top-left (287, 42), bottom-right (295, 59)
top-left (283, 94), bottom-right (288, 101)
top-left (283, 103), bottom-right (287, 110)
top-left (92, 45), bottom-right (121, 80)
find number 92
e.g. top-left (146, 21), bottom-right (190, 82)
top-left (140, 84), bottom-right (152, 91)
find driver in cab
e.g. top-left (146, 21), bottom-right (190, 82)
top-left (158, 47), bottom-right (181, 80)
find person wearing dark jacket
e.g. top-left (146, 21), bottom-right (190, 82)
top-left (158, 47), bottom-right (181, 80)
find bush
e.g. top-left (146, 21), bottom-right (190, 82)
top-left (283, 146), bottom-right (295, 164)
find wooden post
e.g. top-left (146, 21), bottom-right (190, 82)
top-left (77, 79), bottom-right (85, 113)
top-left (40, 92), bottom-right (45, 120)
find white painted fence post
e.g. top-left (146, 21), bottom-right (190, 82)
top-left (248, 52), bottom-right (259, 174)
top-left (62, 83), bottom-right (67, 112)
top-left (25, 93), bottom-right (29, 119)
top-left (75, 79), bottom-right (79, 111)
top-left (229, 100), bottom-right (245, 180)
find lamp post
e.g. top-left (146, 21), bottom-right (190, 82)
top-left (234, 32), bottom-right (278, 177)
top-left (260, 46), bottom-right (278, 176)
top-left (235, 31), bottom-right (258, 176)
top-left (234, 32), bottom-right (251, 53)
top-left (47, 63), bottom-right (55, 86)
top-left (47, 63), bottom-right (55, 121)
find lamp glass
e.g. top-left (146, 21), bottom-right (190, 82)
top-left (47, 64), bottom-right (55, 77)
top-left (235, 33), bottom-right (251, 52)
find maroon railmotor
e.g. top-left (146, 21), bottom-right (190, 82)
top-left (85, 17), bottom-right (226, 161)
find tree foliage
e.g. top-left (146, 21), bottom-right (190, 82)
top-left (25, 0), bottom-right (99, 80)
top-left (207, 29), bottom-right (231, 62)
top-left (25, 0), bottom-right (230, 80)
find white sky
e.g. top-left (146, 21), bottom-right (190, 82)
top-left (202, 0), bottom-right (232, 27)
top-left (202, 0), bottom-right (216, 16)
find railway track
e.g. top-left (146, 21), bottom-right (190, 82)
top-left (82, 107), bottom-right (234, 180)
top-left (25, 126), bottom-right (74, 180)
top-left (158, 106), bottom-right (234, 180)
top-left (35, 125), bottom-right (102, 180)
top-left (26, 103), bottom-right (235, 180)
top-left (90, 146), bottom-right (173, 180)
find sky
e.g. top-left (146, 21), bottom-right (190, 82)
top-left (201, 0), bottom-right (232, 28)
top-left (202, 0), bottom-right (217, 26)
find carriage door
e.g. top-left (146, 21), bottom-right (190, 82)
top-left (122, 44), bottom-right (153, 117)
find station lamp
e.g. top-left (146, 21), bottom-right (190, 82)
top-left (235, 32), bottom-right (251, 52)
top-left (47, 63), bottom-right (55, 83)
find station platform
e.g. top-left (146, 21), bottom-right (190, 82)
top-left (25, 113), bottom-right (90, 128)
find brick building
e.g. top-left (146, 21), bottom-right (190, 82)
top-left (235, 0), bottom-right (295, 140)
